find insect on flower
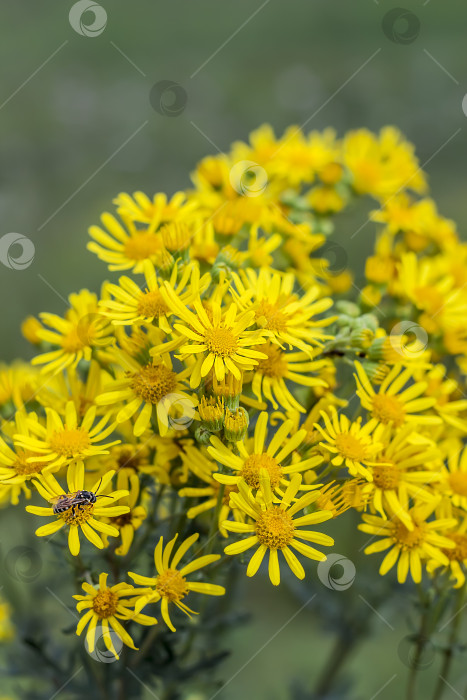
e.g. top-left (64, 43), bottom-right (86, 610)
top-left (49, 478), bottom-right (112, 517)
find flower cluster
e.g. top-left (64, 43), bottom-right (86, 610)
top-left (2, 123), bottom-right (467, 667)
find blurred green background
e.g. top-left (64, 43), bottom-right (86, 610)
top-left (1, 1), bottom-right (467, 698)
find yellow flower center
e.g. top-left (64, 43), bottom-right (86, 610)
top-left (372, 460), bottom-right (400, 489)
top-left (371, 394), bottom-right (405, 427)
top-left (394, 522), bottom-right (425, 550)
top-left (60, 503), bottom-right (94, 525)
top-left (131, 363), bottom-right (177, 404)
top-left (61, 327), bottom-right (87, 353)
top-left (124, 233), bottom-right (163, 261)
top-left (49, 428), bottom-right (91, 458)
top-left (241, 453), bottom-right (282, 489)
top-left (444, 533), bottom-right (467, 561)
top-left (256, 343), bottom-right (288, 378)
top-left (256, 506), bottom-right (295, 549)
top-left (255, 300), bottom-right (288, 333)
top-left (204, 327), bottom-right (238, 357)
top-left (13, 450), bottom-right (45, 477)
top-left (449, 472), bottom-right (467, 498)
top-left (136, 289), bottom-right (168, 318)
top-left (92, 589), bottom-right (118, 618)
top-left (334, 433), bottom-right (367, 462)
top-left (155, 568), bottom-right (188, 602)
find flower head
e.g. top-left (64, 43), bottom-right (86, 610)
top-left (73, 572), bottom-right (157, 658)
top-left (128, 533), bottom-right (225, 631)
top-left (223, 471), bottom-right (334, 585)
top-left (26, 463), bottom-right (130, 556)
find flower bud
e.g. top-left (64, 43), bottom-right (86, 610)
top-left (198, 396), bottom-right (224, 432)
top-left (224, 407), bottom-right (249, 442)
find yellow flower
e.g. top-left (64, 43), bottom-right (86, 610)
top-left (343, 127), bottom-right (427, 199)
top-left (439, 446), bottom-right (467, 511)
top-left (156, 286), bottom-right (269, 388)
top-left (128, 533), bottom-right (225, 632)
top-left (102, 472), bottom-right (147, 556)
top-left (223, 471), bottom-right (334, 585)
top-left (0, 412), bottom-right (57, 503)
top-left (248, 341), bottom-right (329, 413)
top-left (314, 406), bottom-right (382, 481)
top-left (96, 350), bottom-right (194, 437)
top-left (14, 401), bottom-right (119, 471)
top-left (426, 517), bottom-right (467, 588)
top-left (73, 572), bottom-right (157, 658)
top-left (359, 504), bottom-right (456, 583)
top-left (26, 463), bottom-right (129, 556)
top-left (32, 290), bottom-right (113, 374)
top-left (364, 425), bottom-right (442, 530)
top-left (113, 190), bottom-right (197, 228)
top-left (100, 260), bottom-right (209, 333)
top-left (88, 211), bottom-right (167, 273)
top-left (395, 253), bottom-right (467, 335)
top-left (354, 361), bottom-right (441, 428)
top-left (231, 268), bottom-right (334, 354)
top-left (21, 316), bottom-right (44, 345)
top-left (209, 411), bottom-right (323, 490)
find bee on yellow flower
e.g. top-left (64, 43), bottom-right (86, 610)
top-left (26, 464), bottom-right (129, 556)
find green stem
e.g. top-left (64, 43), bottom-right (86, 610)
top-left (204, 484), bottom-right (225, 556)
top-left (406, 585), bottom-right (432, 700)
top-left (431, 585), bottom-right (467, 700)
